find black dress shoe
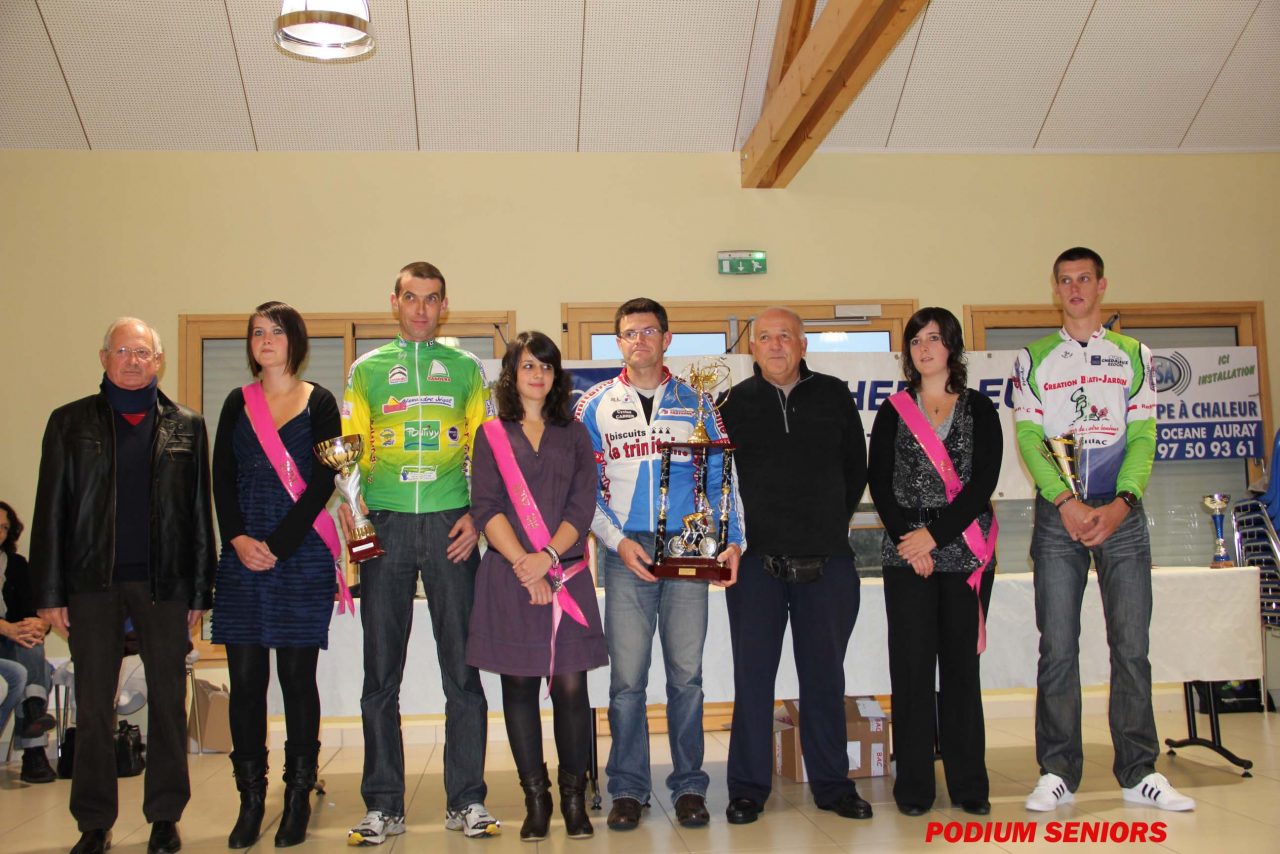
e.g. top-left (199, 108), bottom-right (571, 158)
top-left (606, 797), bottom-right (645, 831)
top-left (147, 821), bottom-right (181, 854)
top-left (725, 797), bottom-right (763, 825)
top-left (70, 829), bottom-right (111, 854)
top-left (819, 791), bottom-right (873, 820)
top-left (674, 793), bottom-right (710, 827)
top-left (898, 803), bottom-right (930, 816)
top-left (958, 799), bottom-right (991, 815)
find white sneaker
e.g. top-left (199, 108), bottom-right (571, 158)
top-left (1025, 773), bottom-right (1074, 811)
top-left (348, 810), bottom-right (406, 846)
top-left (1122, 772), bottom-right (1196, 811)
top-left (445, 803), bottom-right (501, 838)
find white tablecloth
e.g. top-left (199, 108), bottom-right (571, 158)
top-left (268, 566), bottom-right (1261, 716)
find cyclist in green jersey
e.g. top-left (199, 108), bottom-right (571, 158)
top-left (342, 262), bottom-right (500, 845)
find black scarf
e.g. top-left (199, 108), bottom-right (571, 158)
top-left (101, 374), bottom-right (159, 414)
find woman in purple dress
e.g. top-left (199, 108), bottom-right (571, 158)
top-left (466, 331), bottom-right (607, 841)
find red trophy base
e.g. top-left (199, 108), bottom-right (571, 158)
top-left (1210, 559), bottom-right (1235, 568)
top-left (652, 556), bottom-right (731, 583)
top-left (348, 534), bottom-right (386, 563)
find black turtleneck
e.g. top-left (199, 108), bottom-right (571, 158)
top-left (102, 375), bottom-right (157, 582)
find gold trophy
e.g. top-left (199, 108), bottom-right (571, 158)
top-left (1040, 433), bottom-right (1083, 499)
top-left (653, 357), bottom-right (736, 582)
top-left (1202, 493), bottom-right (1234, 567)
top-left (314, 434), bottom-right (386, 563)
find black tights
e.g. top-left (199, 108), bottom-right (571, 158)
top-left (501, 670), bottom-right (592, 779)
top-left (226, 644), bottom-right (320, 760)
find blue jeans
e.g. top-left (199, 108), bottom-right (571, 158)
top-left (603, 533), bottom-right (710, 806)
top-left (0, 637), bottom-right (51, 749)
top-left (1031, 496), bottom-right (1158, 789)
top-left (359, 508), bottom-right (487, 814)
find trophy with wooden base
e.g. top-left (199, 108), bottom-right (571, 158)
top-left (314, 434), bottom-right (386, 562)
top-left (1202, 493), bottom-right (1234, 567)
top-left (652, 358), bottom-right (736, 583)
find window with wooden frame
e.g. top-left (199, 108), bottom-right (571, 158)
top-left (966, 301), bottom-right (1271, 572)
top-left (560, 299), bottom-right (918, 360)
top-left (177, 310), bottom-right (515, 659)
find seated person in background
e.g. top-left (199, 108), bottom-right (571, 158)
top-left (0, 500), bottom-right (57, 783)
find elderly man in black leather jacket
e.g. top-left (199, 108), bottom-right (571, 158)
top-left (31, 317), bottom-right (215, 854)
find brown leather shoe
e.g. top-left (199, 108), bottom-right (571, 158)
top-left (606, 797), bottom-right (645, 830)
top-left (674, 793), bottom-right (710, 827)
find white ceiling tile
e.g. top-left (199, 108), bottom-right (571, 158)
top-left (1183, 0), bottom-right (1280, 149)
top-left (888, 0), bottom-right (1093, 150)
top-left (226, 0), bottom-right (416, 151)
top-left (820, 12), bottom-right (924, 151)
top-left (38, 0), bottom-right (254, 150)
top-left (1037, 0), bottom-right (1259, 150)
top-left (580, 0), bottom-right (758, 152)
top-left (0, 0), bottom-right (86, 148)
top-left (410, 0), bottom-right (581, 151)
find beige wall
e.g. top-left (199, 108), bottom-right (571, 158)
top-left (1, 150), bottom-right (1277, 522)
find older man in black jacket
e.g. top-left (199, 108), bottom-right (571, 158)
top-left (718, 307), bottom-right (870, 825)
top-left (31, 317), bottom-right (215, 854)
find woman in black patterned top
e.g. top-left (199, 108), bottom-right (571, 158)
top-left (868, 307), bottom-right (1001, 817)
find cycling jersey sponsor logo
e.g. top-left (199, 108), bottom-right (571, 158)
top-left (426, 359), bottom-right (451, 382)
top-left (341, 401), bottom-right (353, 418)
top-left (1090, 354), bottom-right (1127, 367)
top-left (446, 425), bottom-right (461, 445)
top-left (1070, 388), bottom-right (1109, 422)
top-left (399, 465), bottom-right (438, 482)
top-left (405, 420), bottom-right (441, 451)
top-left (615, 409), bottom-right (638, 420)
top-left (382, 395), bottom-right (454, 413)
top-left (378, 427), bottom-right (397, 448)
top-left (1153, 352), bottom-right (1191, 395)
top-left (658, 407), bottom-right (696, 417)
top-left (388, 365), bottom-right (408, 385)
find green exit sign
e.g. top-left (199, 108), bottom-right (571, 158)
top-left (718, 250), bottom-right (767, 275)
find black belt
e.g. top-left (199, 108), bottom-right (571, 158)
top-left (761, 554), bottom-right (827, 584)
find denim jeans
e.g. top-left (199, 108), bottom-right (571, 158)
top-left (1031, 495), bottom-right (1158, 789)
top-left (359, 508), bottom-right (487, 814)
top-left (1, 636), bottom-right (51, 749)
top-left (602, 533), bottom-right (710, 805)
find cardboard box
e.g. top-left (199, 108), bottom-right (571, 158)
top-left (188, 678), bottom-right (232, 754)
top-left (773, 696), bottom-right (890, 782)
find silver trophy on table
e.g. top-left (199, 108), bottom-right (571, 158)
top-left (1201, 493), bottom-right (1234, 567)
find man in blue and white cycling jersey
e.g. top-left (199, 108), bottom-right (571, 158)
top-left (575, 297), bottom-right (744, 831)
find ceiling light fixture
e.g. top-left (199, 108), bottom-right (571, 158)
top-left (276, 1), bottom-right (373, 60)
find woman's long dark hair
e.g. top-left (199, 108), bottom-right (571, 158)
top-left (494, 331), bottom-right (574, 425)
top-left (902, 306), bottom-right (967, 394)
top-left (0, 501), bottom-right (23, 555)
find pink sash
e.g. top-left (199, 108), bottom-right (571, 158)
top-left (888, 390), bottom-right (997, 653)
top-left (241, 383), bottom-right (355, 616)
top-left (481, 420), bottom-right (589, 685)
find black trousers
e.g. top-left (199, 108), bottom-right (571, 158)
top-left (882, 565), bottom-right (994, 809)
top-left (67, 582), bottom-right (191, 831)
top-left (726, 554), bottom-right (859, 806)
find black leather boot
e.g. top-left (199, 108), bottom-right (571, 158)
top-left (227, 753), bottom-right (268, 848)
top-left (19, 696), bottom-right (56, 738)
top-left (558, 767), bottom-right (593, 839)
top-left (518, 763), bottom-right (552, 841)
top-left (274, 743), bottom-right (319, 848)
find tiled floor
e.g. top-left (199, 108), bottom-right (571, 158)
top-left (3, 707), bottom-right (1277, 853)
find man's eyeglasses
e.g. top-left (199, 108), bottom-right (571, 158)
top-left (107, 347), bottom-right (156, 362)
top-left (619, 327), bottom-right (662, 342)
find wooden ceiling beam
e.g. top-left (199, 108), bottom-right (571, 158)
top-left (764, 0), bottom-right (817, 103)
top-left (741, 0), bottom-right (927, 189)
